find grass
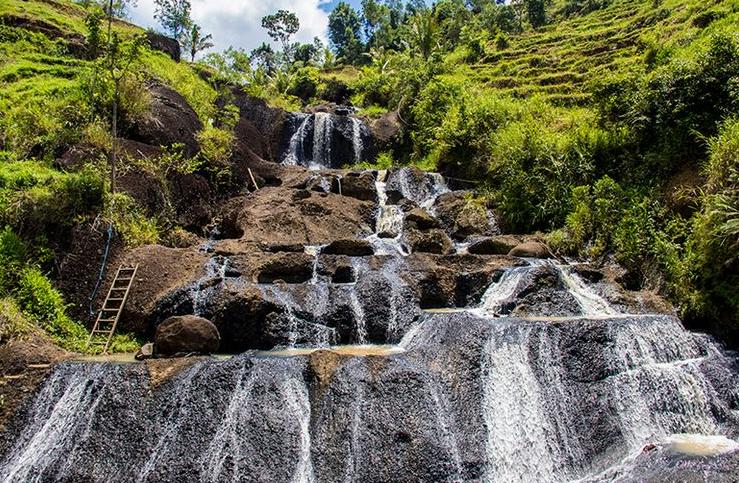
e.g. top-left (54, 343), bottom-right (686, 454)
top-left (455, 0), bottom-right (738, 105)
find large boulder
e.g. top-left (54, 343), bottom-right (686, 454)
top-left (256, 253), bottom-right (314, 283)
top-left (129, 82), bottom-right (202, 156)
top-left (433, 192), bottom-right (499, 241)
top-left (405, 208), bottom-right (439, 230)
top-left (338, 171), bottom-right (378, 202)
top-left (404, 228), bottom-right (453, 255)
top-left (145, 31), bottom-right (180, 61)
top-left (508, 241), bottom-right (552, 259)
top-left (154, 315), bottom-right (220, 356)
top-left (468, 235), bottom-right (521, 255)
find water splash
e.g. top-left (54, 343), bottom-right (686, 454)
top-left (350, 117), bottom-right (364, 163)
top-left (284, 114), bottom-right (311, 166)
top-left (312, 113), bottom-right (332, 170)
top-left (556, 265), bottom-right (618, 317)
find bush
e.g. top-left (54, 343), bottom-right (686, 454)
top-left (107, 192), bottom-right (160, 247)
top-left (287, 66), bottom-right (321, 102)
top-left (15, 267), bottom-right (89, 351)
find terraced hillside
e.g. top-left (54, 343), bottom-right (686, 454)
top-left (465, 0), bottom-right (736, 105)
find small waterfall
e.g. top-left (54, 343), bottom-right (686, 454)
top-left (350, 290), bottom-right (368, 344)
top-left (474, 267), bottom-right (529, 316)
top-left (192, 256), bottom-right (229, 316)
top-left (366, 170), bottom-right (408, 256)
top-left (556, 265), bottom-right (618, 317)
top-left (351, 117), bottom-right (364, 163)
top-left (312, 113), bottom-right (332, 170)
top-left (304, 245), bottom-right (325, 285)
top-left (285, 114), bottom-right (311, 166)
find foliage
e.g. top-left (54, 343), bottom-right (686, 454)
top-left (153, 0), bottom-right (191, 41)
top-left (288, 66), bottom-right (322, 102)
top-left (182, 23), bottom-right (214, 62)
top-left (107, 192), bottom-right (160, 246)
top-left (262, 10), bottom-right (300, 53)
top-left (329, 2), bottom-right (364, 63)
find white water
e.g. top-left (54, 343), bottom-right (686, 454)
top-left (284, 114), bottom-right (311, 166)
top-left (350, 117), bottom-right (364, 163)
top-left (193, 256), bottom-right (229, 316)
top-left (474, 267), bottom-right (529, 316)
top-left (0, 367), bottom-right (107, 482)
top-left (304, 245), bottom-right (325, 285)
top-left (312, 113), bottom-right (332, 170)
top-left (367, 170), bottom-right (408, 256)
top-left (557, 265), bottom-right (618, 317)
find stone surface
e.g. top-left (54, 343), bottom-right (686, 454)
top-left (129, 82), bottom-right (202, 156)
top-left (145, 31), bottom-right (180, 61)
top-left (508, 241), bottom-right (552, 259)
top-left (154, 315), bottom-right (220, 356)
top-left (322, 239), bottom-right (374, 257)
top-left (337, 171), bottom-right (378, 202)
top-left (404, 228), bottom-right (454, 255)
top-left (468, 235), bottom-right (521, 255)
top-left (433, 192), bottom-right (499, 241)
top-left (135, 343), bottom-right (154, 361)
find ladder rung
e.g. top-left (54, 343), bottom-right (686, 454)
top-left (117, 278), bottom-right (133, 281)
top-left (108, 298), bottom-right (125, 301)
top-left (98, 318), bottom-right (117, 322)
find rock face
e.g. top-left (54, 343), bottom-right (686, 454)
top-left (3, 314), bottom-right (738, 482)
top-left (129, 82), bottom-right (202, 156)
top-left (154, 315), bottom-right (220, 356)
top-left (145, 31), bottom-right (181, 61)
top-left (509, 241), bottom-right (552, 258)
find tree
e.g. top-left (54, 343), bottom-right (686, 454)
top-left (78, 0), bottom-right (137, 18)
top-left (250, 43), bottom-right (278, 75)
top-left (525, 0), bottom-right (548, 28)
top-left (154, 0), bottom-right (192, 42)
top-left (182, 23), bottom-right (213, 62)
top-left (261, 10), bottom-right (300, 54)
top-left (405, 9), bottom-right (439, 60)
top-left (328, 2), bottom-right (364, 63)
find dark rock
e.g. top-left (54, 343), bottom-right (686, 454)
top-left (257, 253), bottom-right (314, 284)
top-left (433, 192), bottom-right (499, 241)
top-left (404, 228), bottom-right (453, 255)
top-left (154, 315), bottom-right (220, 356)
top-left (260, 243), bottom-right (306, 253)
top-left (339, 172), bottom-right (378, 202)
top-left (405, 208), bottom-right (439, 230)
top-left (332, 265), bottom-right (355, 284)
top-left (128, 82), bottom-right (202, 156)
top-left (508, 241), bottom-right (552, 259)
top-left (617, 270), bottom-right (644, 291)
top-left (370, 111), bottom-right (402, 151)
top-left (135, 343), bottom-right (154, 361)
top-left (468, 236), bottom-right (520, 255)
top-left (508, 266), bottom-right (582, 317)
top-left (323, 239), bottom-right (374, 257)
top-left (145, 31), bottom-right (181, 61)
top-left (574, 266), bottom-right (605, 283)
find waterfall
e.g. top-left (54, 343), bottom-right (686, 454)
top-left (366, 170), bottom-right (408, 256)
top-left (282, 113), bottom-right (369, 169)
top-left (284, 114), bottom-right (311, 166)
top-left (556, 264), bottom-right (618, 317)
top-left (192, 256), bottom-right (229, 316)
top-left (304, 245), bottom-right (325, 285)
top-left (351, 117), bottom-right (364, 163)
top-left (474, 266), bottom-right (529, 316)
top-left (311, 113), bottom-right (332, 170)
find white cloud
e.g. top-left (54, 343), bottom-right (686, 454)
top-left (130, 0), bottom-right (331, 54)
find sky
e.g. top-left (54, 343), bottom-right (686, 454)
top-left (129, 0), bottom-right (368, 54)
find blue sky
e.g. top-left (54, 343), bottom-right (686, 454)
top-left (130, 0), bottom-right (367, 55)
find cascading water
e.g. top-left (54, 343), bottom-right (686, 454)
top-left (282, 112), bottom-right (369, 169)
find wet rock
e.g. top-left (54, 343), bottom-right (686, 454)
top-left (260, 243), bottom-right (306, 253)
top-left (233, 187), bottom-right (376, 246)
top-left (257, 253), bottom-right (313, 284)
top-left (323, 239), bottom-right (374, 257)
top-left (508, 266), bottom-right (581, 317)
top-left (404, 228), bottom-right (453, 255)
top-left (508, 241), bottom-right (552, 259)
top-left (405, 208), bottom-right (439, 230)
top-left (332, 264), bottom-right (355, 284)
top-left (145, 31), bottom-right (180, 61)
top-left (468, 235), bottom-right (521, 256)
top-left (433, 192), bottom-right (499, 241)
top-left (135, 343), bottom-right (155, 361)
top-left (369, 111), bottom-right (402, 151)
top-left (338, 172), bottom-right (378, 202)
top-left (574, 266), bottom-right (605, 283)
top-left (617, 269), bottom-right (644, 291)
top-left (154, 315), bottom-right (220, 356)
top-left (128, 82), bottom-right (202, 156)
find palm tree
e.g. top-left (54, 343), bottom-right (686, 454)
top-left (183, 23), bottom-right (214, 62)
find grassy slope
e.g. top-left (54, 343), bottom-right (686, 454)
top-left (462, 0), bottom-right (736, 106)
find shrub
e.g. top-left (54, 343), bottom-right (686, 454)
top-left (287, 66), bottom-right (321, 102)
top-left (15, 267), bottom-right (89, 351)
top-left (107, 192), bottom-right (160, 247)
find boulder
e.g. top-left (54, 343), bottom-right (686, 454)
top-left (433, 192), bottom-right (499, 241)
top-left (154, 315), bottom-right (220, 356)
top-left (145, 31), bottom-right (181, 61)
top-left (405, 208), bottom-right (439, 230)
top-left (404, 228), bottom-right (453, 255)
top-left (135, 343), bottom-right (155, 361)
top-left (323, 239), bottom-right (374, 257)
top-left (468, 236), bottom-right (521, 256)
top-left (508, 241), bottom-right (552, 259)
top-left (369, 111), bottom-right (402, 151)
top-left (129, 82), bottom-right (202, 156)
top-left (338, 172), bottom-right (378, 202)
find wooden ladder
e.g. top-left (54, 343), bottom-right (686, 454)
top-left (86, 265), bottom-right (138, 354)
